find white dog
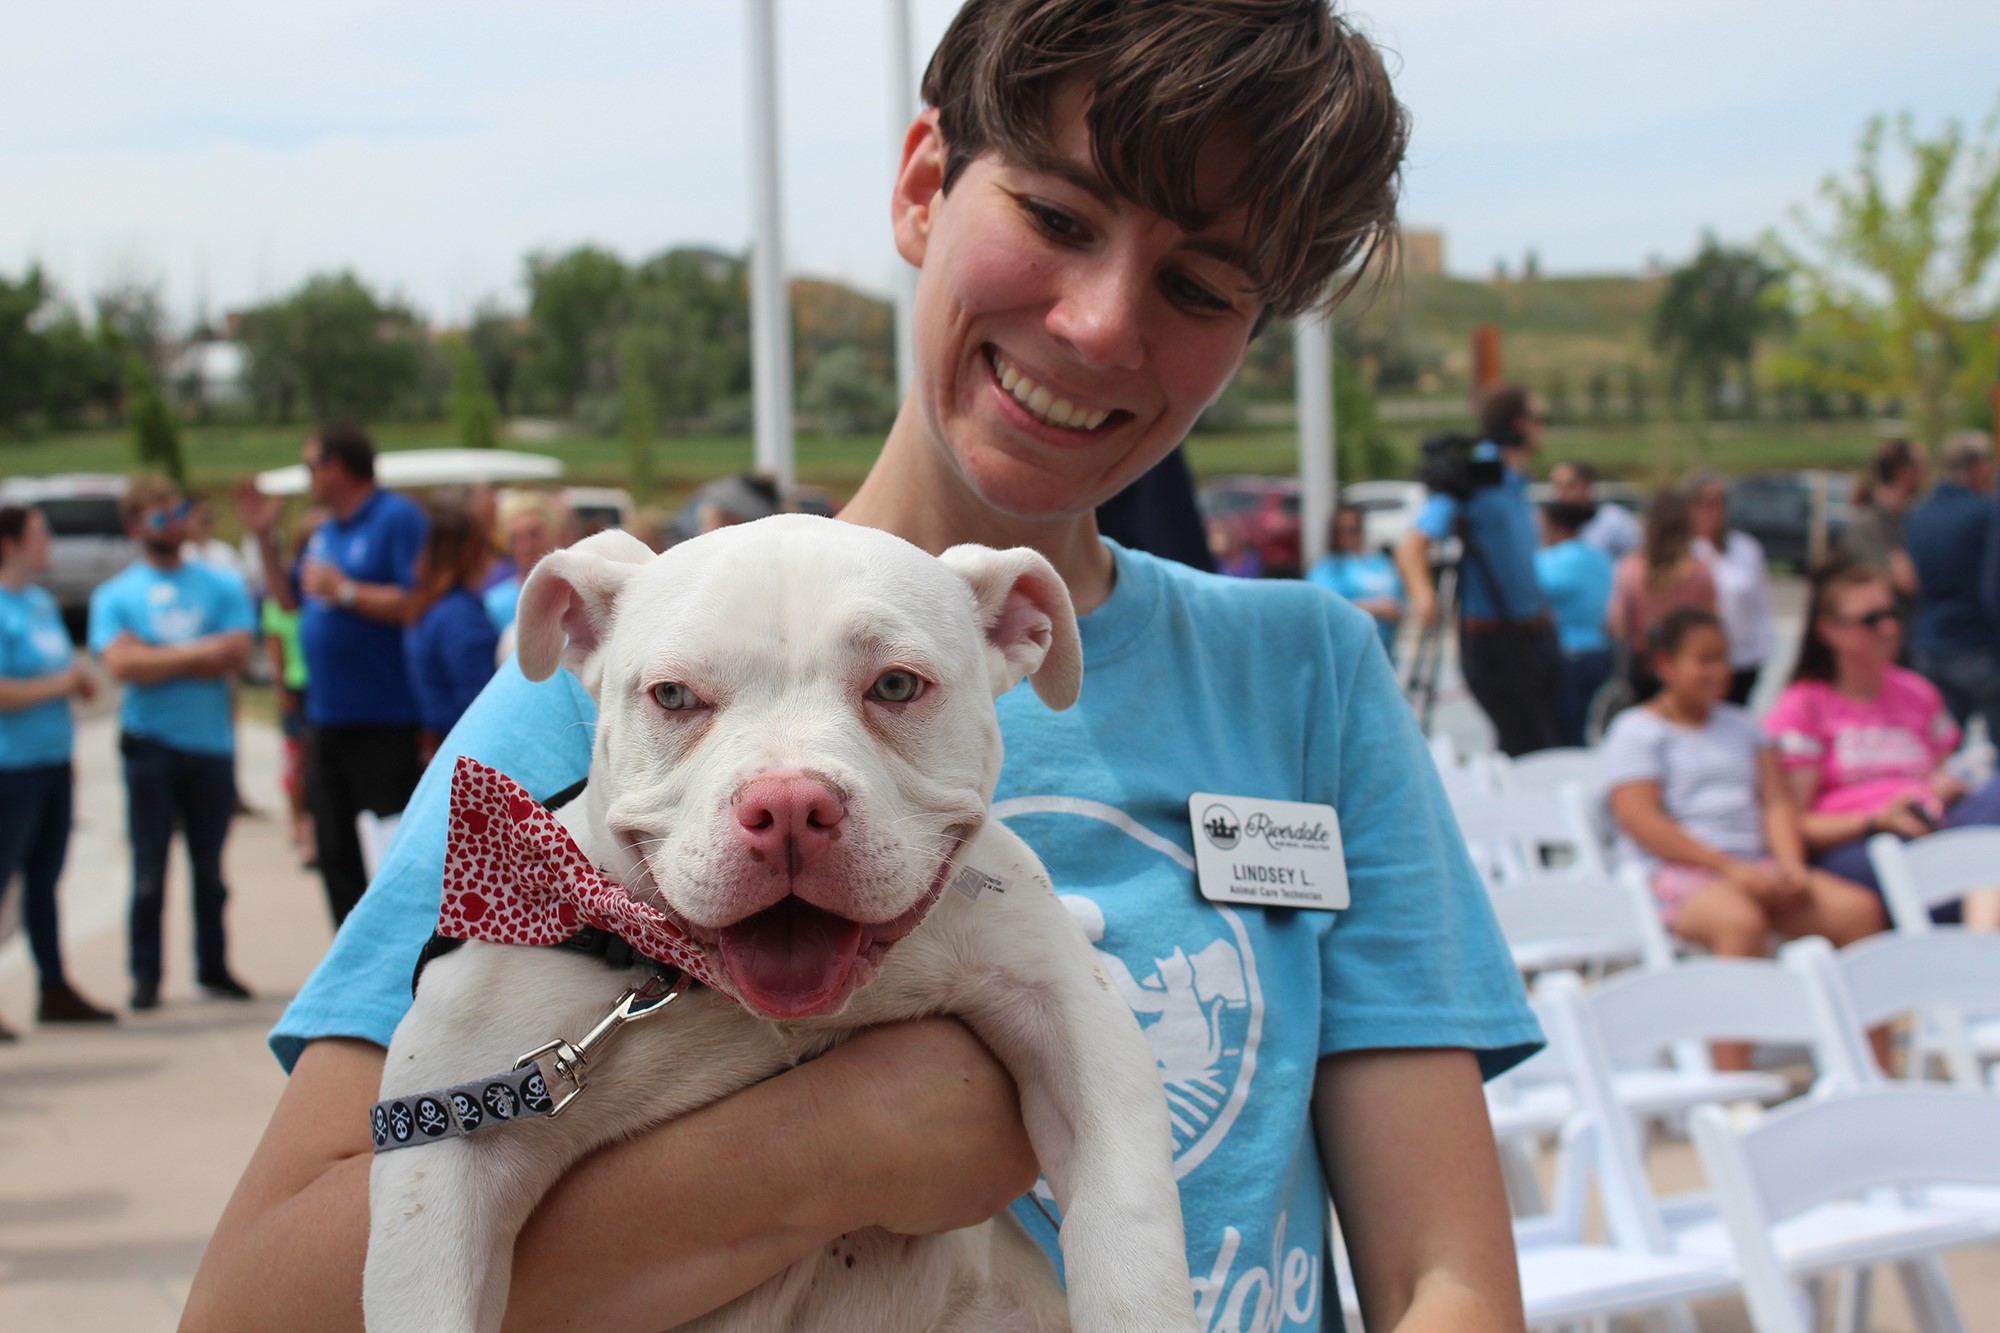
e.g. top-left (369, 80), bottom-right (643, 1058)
top-left (364, 515), bottom-right (1195, 1332)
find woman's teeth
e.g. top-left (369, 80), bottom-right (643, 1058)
top-left (991, 351), bottom-right (1111, 431)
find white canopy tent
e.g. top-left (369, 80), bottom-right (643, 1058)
top-left (253, 448), bottom-right (563, 497)
top-left (746, 0), bottom-right (1337, 564)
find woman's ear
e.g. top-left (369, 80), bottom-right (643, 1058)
top-left (891, 109), bottom-right (947, 269)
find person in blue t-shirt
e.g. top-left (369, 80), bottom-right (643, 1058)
top-left (1397, 384), bottom-right (1565, 756)
top-left (87, 476), bottom-right (257, 1011)
top-left (193, 7), bottom-right (1539, 1329)
top-left (244, 425), bottom-right (429, 926)
top-left (1534, 500), bottom-right (1616, 747)
top-left (0, 505), bottom-right (118, 1036)
top-left (404, 498), bottom-right (500, 762)
top-left (1306, 502), bottom-right (1404, 661)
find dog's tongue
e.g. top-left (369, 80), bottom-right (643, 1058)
top-left (717, 898), bottom-right (867, 1018)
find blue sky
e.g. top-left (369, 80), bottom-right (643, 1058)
top-left (3, 0), bottom-right (1996, 326)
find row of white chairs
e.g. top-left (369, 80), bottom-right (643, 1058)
top-left (1338, 929), bottom-right (2000, 1330)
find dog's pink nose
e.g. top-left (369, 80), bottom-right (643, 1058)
top-left (734, 775), bottom-right (846, 874)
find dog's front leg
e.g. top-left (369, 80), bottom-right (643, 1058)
top-left (943, 889), bottom-right (1199, 1331)
top-left (364, 944), bottom-right (661, 1333)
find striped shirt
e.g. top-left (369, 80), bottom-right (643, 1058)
top-left (1602, 702), bottom-right (1769, 873)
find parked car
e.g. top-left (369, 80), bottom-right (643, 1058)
top-left (1338, 480), bottom-right (1426, 555)
top-left (0, 473), bottom-right (133, 636)
top-left (1726, 471), bottom-right (1851, 571)
top-left (1197, 475), bottom-right (1301, 576)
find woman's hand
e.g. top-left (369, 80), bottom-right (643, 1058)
top-left (1723, 858), bottom-right (1806, 909)
top-left (1928, 770), bottom-right (1969, 809)
top-left (67, 661), bottom-right (98, 701)
top-left (1873, 792), bottom-right (1935, 840)
top-left (815, 1018), bottom-right (1040, 1238)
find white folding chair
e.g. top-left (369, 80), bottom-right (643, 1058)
top-left (1784, 930), bottom-right (2000, 1091)
top-left (1491, 746), bottom-right (1603, 796)
top-left (1451, 780), bottom-right (1609, 883)
top-left (1547, 966), bottom-right (1983, 1331)
top-left (1482, 862), bottom-right (1676, 977)
top-left (1868, 827), bottom-right (2000, 933)
top-left (357, 809), bottom-right (403, 882)
top-left (1691, 1086), bottom-right (2000, 1333)
top-left (1867, 829), bottom-right (2000, 1080)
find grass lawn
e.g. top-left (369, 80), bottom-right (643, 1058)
top-left (1, 413), bottom-right (1886, 513)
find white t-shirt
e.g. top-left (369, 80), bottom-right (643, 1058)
top-left (1601, 702), bottom-right (1770, 872)
top-left (1694, 531), bottom-right (1774, 669)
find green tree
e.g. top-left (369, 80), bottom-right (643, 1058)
top-left (446, 336), bottom-right (500, 448)
top-left (1334, 350), bottom-right (1396, 481)
top-left (236, 272), bottom-right (424, 421)
top-left (525, 246), bottom-right (628, 414)
top-left (799, 344), bottom-right (895, 435)
top-left (124, 355), bottom-right (186, 485)
top-left (618, 326), bottom-right (658, 503)
top-left (0, 266), bottom-right (115, 432)
top-left (466, 304), bottom-right (526, 415)
top-left (626, 248), bottom-right (750, 425)
top-left (1770, 102), bottom-right (2000, 445)
top-left (1653, 233), bottom-right (1789, 422)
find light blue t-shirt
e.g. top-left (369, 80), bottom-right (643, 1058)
top-left (1534, 538), bottom-right (1614, 655)
top-left (270, 541), bottom-right (1539, 1330)
top-left (87, 561), bottom-right (254, 757)
top-left (1305, 551), bottom-right (1403, 660)
top-left (1415, 449), bottom-right (1548, 623)
top-left (0, 583), bottom-right (76, 769)
top-left (482, 576), bottom-right (522, 631)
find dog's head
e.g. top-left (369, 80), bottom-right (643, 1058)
top-left (516, 515), bottom-right (1080, 1020)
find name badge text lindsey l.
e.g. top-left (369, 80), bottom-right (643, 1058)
top-left (1187, 793), bottom-right (1349, 911)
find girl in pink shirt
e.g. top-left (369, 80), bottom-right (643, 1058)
top-left (1765, 564), bottom-right (2000, 917)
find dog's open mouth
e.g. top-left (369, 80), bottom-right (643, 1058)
top-left (715, 897), bottom-right (870, 1018)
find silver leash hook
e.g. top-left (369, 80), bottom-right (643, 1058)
top-left (513, 967), bottom-right (686, 1118)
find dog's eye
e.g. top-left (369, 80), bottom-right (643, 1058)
top-left (868, 670), bottom-right (924, 704)
top-left (652, 682), bottom-right (703, 712)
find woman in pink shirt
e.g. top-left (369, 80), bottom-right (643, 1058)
top-left (1765, 563), bottom-right (2000, 917)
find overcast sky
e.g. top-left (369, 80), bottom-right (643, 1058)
top-left (5, 1), bottom-right (1996, 327)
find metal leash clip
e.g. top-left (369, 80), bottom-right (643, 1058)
top-left (512, 968), bottom-right (686, 1118)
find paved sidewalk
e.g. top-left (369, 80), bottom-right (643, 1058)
top-left (0, 705), bottom-right (337, 1331)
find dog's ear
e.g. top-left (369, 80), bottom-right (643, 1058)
top-left (937, 544), bottom-right (1082, 711)
top-left (516, 529), bottom-right (656, 685)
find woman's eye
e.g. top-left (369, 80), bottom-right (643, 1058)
top-left (653, 682), bottom-right (702, 712)
top-left (869, 670), bottom-right (924, 704)
top-left (1163, 269), bottom-right (1229, 313)
top-left (1025, 201), bottom-right (1087, 243)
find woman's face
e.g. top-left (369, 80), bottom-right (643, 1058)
top-left (1654, 624), bottom-right (1732, 707)
top-left (1818, 578), bottom-right (1901, 670)
top-left (1691, 483), bottom-right (1727, 542)
top-left (894, 85), bottom-right (1260, 521)
top-left (3, 511), bottom-right (52, 574)
top-left (1334, 511), bottom-right (1366, 554)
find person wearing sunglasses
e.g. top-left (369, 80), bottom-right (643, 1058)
top-left (86, 474), bottom-right (257, 1009)
top-left (1764, 561), bottom-right (2000, 920)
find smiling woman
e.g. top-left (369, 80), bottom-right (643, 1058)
top-left (192, 6), bottom-right (1540, 1332)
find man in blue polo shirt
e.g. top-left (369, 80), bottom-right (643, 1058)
top-left (1908, 433), bottom-right (1999, 741)
top-left (250, 424), bottom-right (428, 926)
top-left (1396, 384), bottom-right (1564, 755)
top-left (88, 475), bottom-right (256, 1010)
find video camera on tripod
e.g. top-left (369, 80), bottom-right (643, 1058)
top-left (1403, 433), bottom-right (1505, 731)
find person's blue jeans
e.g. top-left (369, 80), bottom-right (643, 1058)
top-left (1916, 648), bottom-right (2000, 746)
top-left (0, 763), bottom-right (74, 988)
top-left (1812, 772), bottom-right (2000, 924)
top-left (122, 735), bottom-right (235, 987)
top-left (1554, 648), bottom-right (1612, 749)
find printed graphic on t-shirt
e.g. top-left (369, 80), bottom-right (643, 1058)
top-left (145, 580), bottom-right (205, 642)
top-left (27, 620), bottom-right (70, 667)
top-left (1829, 724), bottom-right (1935, 785)
top-left (997, 795), bottom-right (1324, 1332)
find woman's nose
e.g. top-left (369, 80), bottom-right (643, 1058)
top-left (1045, 262), bottom-right (1146, 371)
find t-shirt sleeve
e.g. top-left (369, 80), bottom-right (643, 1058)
top-left (1908, 674), bottom-right (1962, 761)
top-left (384, 501), bottom-right (430, 591)
top-left (85, 581), bottom-right (128, 656)
top-left (1415, 493), bottom-right (1459, 542)
top-left (1306, 598), bottom-right (1542, 1078)
top-left (212, 569), bottom-right (256, 634)
top-left (1599, 710), bottom-right (1665, 791)
top-left (1762, 685), bottom-right (1825, 770)
top-left (268, 659), bottom-right (598, 1071)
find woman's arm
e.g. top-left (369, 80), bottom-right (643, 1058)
top-left (1607, 780), bottom-right (1734, 872)
top-left (1785, 769), bottom-right (1930, 849)
top-left (0, 663), bottom-right (85, 711)
top-left (183, 1021), bottom-right (1035, 1333)
top-left (1758, 750), bottom-right (1808, 873)
top-left (1315, 1048), bottom-right (1523, 1332)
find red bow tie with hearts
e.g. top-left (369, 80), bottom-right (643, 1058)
top-left (438, 756), bottom-right (724, 992)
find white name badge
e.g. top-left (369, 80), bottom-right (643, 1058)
top-left (1187, 793), bottom-right (1349, 911)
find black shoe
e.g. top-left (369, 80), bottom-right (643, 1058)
top-left (38, 981), bottom-right (118, 1024)
top-left (198, 971), bottom-right (253, 1001)
top-left (130, 979), bottom-right (161, 1011)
